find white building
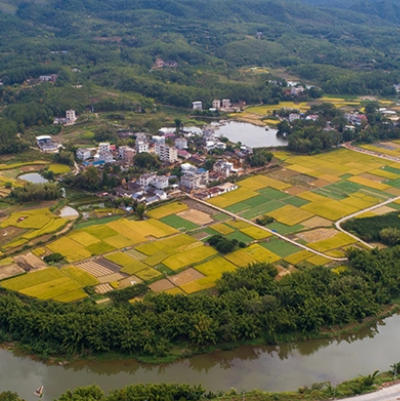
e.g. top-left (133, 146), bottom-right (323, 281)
top-left (66, 109), bottom-right (77, 122)
top-left (180, 165), bottom-right (209, 189)
top-left (76, 148), bottom-right (91, 160)
top-left (213, 160), bottom-right (234, 177)
top-left (175, 137), bottom-right (188, 150)
top-left (222, 99), bottom-right (231, 109)
top-left (99, 142), bottom-right (110, 153)
top-left (192, 101), bottom-right (202, 110)
top-left (152, 135), bottom-right (165, 144)
top-left (212, 99), bottom-right (221, 110)
top-left (136, 140), bottom-right (149, 153)
top-left (152, 175), bottom-right (169, 190)
top-left (139, 173), bottom-right (157, 187)
top-left (155, 143), bottom-right (178, 162)
top-left (289, 113), bottom-right (300, 123)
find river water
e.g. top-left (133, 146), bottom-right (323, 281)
top-left (3, 314), bottom-right (400, 401)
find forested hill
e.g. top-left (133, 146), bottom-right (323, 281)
top-left (2, 0), bottom-right (400, 107)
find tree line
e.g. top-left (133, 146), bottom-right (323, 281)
top-left (1, 246), bottom-right (399, 359)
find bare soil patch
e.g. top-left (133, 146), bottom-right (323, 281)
top-left (277, 265), bottom-right (296, 278)
top-left (297, 228), bottom-right (338, 242)
top-left (267, 168), bottom-right (298, 181)
top-left (183, 199), bottom-right (217, 215)
top-left (118, 275), bottom-right (142, 288)
top-left (177, 208), bottom-right (214, 225)
top-left (95, 258), bottom-right (122, 273)
top-left (301, 216), bottom-right (333, 229)
top-left (168, 267), bottom-right (205, 286)
top-left (0, 226), bottom-right (27, 246)
top-left (14, 252), bottom-right (47, 271)
top-left (77, 261), bottom-right (114, 277)
top-left (359, 172), bottom-right (384, 182)
top-left (149, 279), bottom-right (176, 293)
top-left (285, 186), bottom-right (306, 196)
top-left (191, 231), bottom-right (210, 241)
top-left (386, 187), bottom-right (400, 196)
top-left (98, 273), bottom-right (125, 283)
top-left (0, 264), bottom-right (25, 280)
top-left (310, 179), bottom-right (331, 188)
top-left (372, 205), bottom-right (396, 215)
top-left (95, 283), bottom-right (113, 294)
top-left (19, 165), bottom-right (43, 172)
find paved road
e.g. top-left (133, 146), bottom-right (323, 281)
top-left (335, 195), bottom-right (400, 250)
top-left (339, 383), bottom-right (400, 401)
top-left (190, 196), bottom-right (347, 262)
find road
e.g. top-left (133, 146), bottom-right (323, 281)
top-left (189, 196), bottom-right (347, 262)
top-left (339, 382), bottom-right (400, 401)
top-left (341, 142), bottom-right (400, 164)
top-left (335, 195), bottom-right (400, 249)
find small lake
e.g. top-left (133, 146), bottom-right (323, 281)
top-left (3, 314), bottom-right (400, 401)
top-left (19, 173), bottom-right (49, 184)
top-left (213, 121), bottom-right (287, 148)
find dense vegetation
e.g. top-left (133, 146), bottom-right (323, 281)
top-left (207, 234), bottom-right (245, 253)
top-left (10, 183), bottom-right (62, 202)
top-left (1, 246), bottom-right (400, 359)
top-left (342, 212), bottom-right (400, 245)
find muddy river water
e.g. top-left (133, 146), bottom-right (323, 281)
top-left (2, 314), bottom-right (400, 401)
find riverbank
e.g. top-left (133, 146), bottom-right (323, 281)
top-left (3, 299), bottom-right (400, 367)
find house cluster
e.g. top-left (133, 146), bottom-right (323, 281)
top-left (379, 108), bottom-right (399, 122)
top-left (27, 74), bottom-right (58, 85)
top-left (36, 135), bottom-right (62, 153)
top-left (153, 58), bottom-right (178, 69)
top-left (54, 110), bottom-right (78, 125)
top-left (344, 112), bottom-right (367, 126)
top-left (194, 182), bottom-right (238, 200)
top-left (192, 99), bottom-right (246, 112)
top-left (116, 179), bottom-right (169, 206)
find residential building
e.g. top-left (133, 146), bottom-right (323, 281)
top-left (139, 173), bottom-right (157, 187)
top-left (155, 143), bottom-right (178, 162)
top-left (99, 142), bottom-right (110, 154)
top-left (76, 148), bottom-right (91, 160)
top-left (36, 135), bottom-right (61, 153)
top-left (212, 99), bottom-right (221, 110)
top-left (152, 135), bottom-right (165, 144)
top-left (177, 149), bottom-right (191, 159)
top-left (222, 99), bottom-right (231, 109)
top-left (175, 137), bottom-right (188, 150)
top-left (119, 146), bottom-right (135, 163)
top-left (192, 101), bottom-right (202, 110)
top-left (291, 87), bottom-right (304, 96)
top-left (180, 165), bottom-right (209, 190)
top-left (152, 175), bottom-right (169, 190)
top-left (66, 109), bottom-right (77, 122)
top-left (136, 140), bottom-right (149, 153)
top-left (213, 160), bottom-right (234, 177)
top-left (289, 113), bottom-right (300, 123)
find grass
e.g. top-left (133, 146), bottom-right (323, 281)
top-left (243, 244), bottom-right (281, 264)
top-left (224, 249), bottom-right (258, 267)
top-left (61, 266), bottom-right (99, 286)
top-left (135, 267), bottom-right (162, 281)
top-left (48, 163), bottom-right (71, 174)
top-left (136, 234), bottom-right (196, 256)
top-left (284, 250), bottom-right (314, 265)
top-left (267, 204), bottom-right (314, 226)
top-left (210, 223), bottom-right (235, 235)
top-left (163, 246), bottom-right (217, 271)
top-left (208, 187), bottom-right (259, 208)
top-left (194, 256), bottom-right (237, 276)
top-left (240, 226), bottom-right (271, 240)
top-left (103, 234), bottom-right (134, 248)
top-left (83, 225), bottom-right (119, 240)
top-left (226, 231), bottom-right (254, 244)
top-left (20, 277), bottom-right (82, 300)
top-left (1, 267), bottom-right (64, 291)
top-left (105, 252), bottom-right (148, 274)
top-left (308, 232), bottom-right (356, 253)
top-left (69, 231), bottom-right (101, 246)
top-left (146, 201), bottom-right (188, 219)
top-left (160, 215), bottom-right (198, 231)
top-left (261, 239), bottom-right (300, 257)
top-left (86, 241), bottom-right (116, 255)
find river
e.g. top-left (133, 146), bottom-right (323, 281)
top-left (3, 314), bottom-right (400, 400)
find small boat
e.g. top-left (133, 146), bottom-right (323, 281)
top-left (34, 386), bottom-right (44, 397)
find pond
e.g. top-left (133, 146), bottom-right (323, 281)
top-left (3, 314), bottom-right (400, 401)
top-left (213, 121), bottom-right (287, 148)
top-left (18, 173), bottom-right (49, 184)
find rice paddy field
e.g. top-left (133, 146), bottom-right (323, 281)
top-left (5, 144), bottom-right (400, 301)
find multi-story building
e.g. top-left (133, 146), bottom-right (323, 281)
top-left (175, 137), bottom-right (188, 150)
top-left (192, 101), bottom-right (202, 110)
top-left (212, 99), bottom-right (221, 110)
top-left (98, 142), bottom-right (110, 154)
top-left (139, 173), bottom-right (157, 187)
top-left (155, 143), bottom-right (178, 162)
top-left (119, 146), bottom-right (135, 163)
top-left (138, 173), bottom-right (169, 190)
top-left (180, 164), bottom-right (209, 189)
top-left (76, 148), bottom-right (91, 160)
top-left (222, 99), bottom-right (231, 109)
top-left (136, 140), bottom-right (149, 153)
top-left (213, 160), bottom-right (234, 177)
top-left (66, 109), bottom-right (77, 122)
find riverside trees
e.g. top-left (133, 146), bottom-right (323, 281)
top-left (0, 247), bottom-right (399, 359)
